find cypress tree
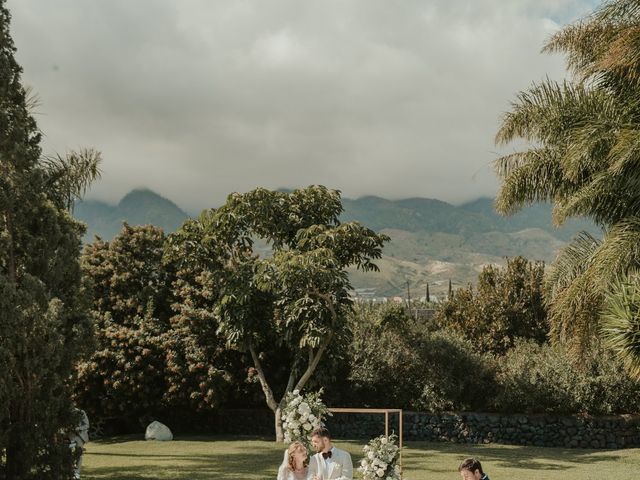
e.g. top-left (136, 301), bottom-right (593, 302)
top-left (0, 2), bottom-right (99, 477)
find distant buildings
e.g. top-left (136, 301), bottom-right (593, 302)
top-left (350, 288), bottom-right (448, 304)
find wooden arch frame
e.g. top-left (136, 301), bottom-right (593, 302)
top-left (328, 408), bottom-right (404, 475)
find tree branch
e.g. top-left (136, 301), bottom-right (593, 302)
top-left (290, 287), bottom-right (340, 392)
top-left (248, 341), bottom-right (279, 412)
top-left (293, 331), bottom-right (334, 392)
top-left (285, 355), bottom-right (300, 393)
top-left (309, 288), bottom-right (338, 324)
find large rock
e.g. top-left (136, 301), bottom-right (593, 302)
top-left (145, 421), bottom-right (173, 441)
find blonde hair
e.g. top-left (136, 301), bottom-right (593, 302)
top-left (287, 442), bottom-right (308, 471)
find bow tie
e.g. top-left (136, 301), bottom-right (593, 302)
top-left (322, 451), bottom-right (332, 459)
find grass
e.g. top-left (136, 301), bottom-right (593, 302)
top-left (81, 435), bottom-right (640, 480)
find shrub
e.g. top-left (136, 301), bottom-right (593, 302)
top-left (494, 340), bottom-right (579, 414)
top-left (495, 340), bottom-right (640, 414)
top-left (346, 303), bottom-right (498, 411)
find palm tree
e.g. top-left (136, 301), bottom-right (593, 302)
top-left (494, 0), bottom-right (640, 361)
top-left (600, 271), bottom-right (640, 377)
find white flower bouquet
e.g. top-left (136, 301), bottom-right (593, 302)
top-left (359, 434), bottom-right (401, 480)
top-left (281, 389), bottom-right (331, 446)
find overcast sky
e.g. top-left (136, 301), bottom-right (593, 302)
top-left (7, 0), bottom-right (597, 213)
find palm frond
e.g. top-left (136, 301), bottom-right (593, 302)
top-left (591, 217), bottom-right (640, 280)
top-left (544, 1), bottom-right (640, 83)
top-left (493, 147), bottom-right (558, 179)
top-left (548, 272), bottom-right (602, 358)
top-left (561, 116), bottom-right (625, 182)
top-left (552, 172), bottom-right (634, 226)
top-left (23, 85), bottom-right (41, 115)
top-left (42, 148), bottom-right (102, 211)
top-left (547, 220), bottom-right (640, 357)
top-left (494, 155), bottom-right (568, 215)
top-left (608, 126), bottom-right (640, 174)
top-left (546, 232), bottom-right (601, 299)
top-left (544, 20), bottom-right (618, 79)
top-left (496, 81), bottom-right (621, 147)
top-left (600, 270), bottom-right (640, 378)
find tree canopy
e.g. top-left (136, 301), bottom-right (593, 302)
top-left (165, 186), bottom-right (388, 440)
top-left (495, 0), bottom-right (640, 361)
top-left (77, 224), bottom-right (231, 421)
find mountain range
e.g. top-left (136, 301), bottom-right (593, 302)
top-left (75, 189), bottom-right (601, 298)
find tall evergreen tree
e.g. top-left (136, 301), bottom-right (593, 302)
top-left (0, 2), bottom-right (100, 478)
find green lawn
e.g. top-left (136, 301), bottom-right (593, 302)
top-left (82, 435), bottom-right (639, 480)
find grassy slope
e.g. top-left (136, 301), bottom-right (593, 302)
top-left (82, 436), bottom-right (638, 480)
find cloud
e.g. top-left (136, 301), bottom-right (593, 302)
top-left (7, 0), bottom-right (595, 212)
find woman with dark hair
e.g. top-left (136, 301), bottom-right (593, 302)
top-left (278, 441), bottom-right (310, 480)
top-left (458, 458), bottom-right (489, 480)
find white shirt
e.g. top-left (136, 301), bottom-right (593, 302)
top-left (322, 447), bottom-right (336, 469)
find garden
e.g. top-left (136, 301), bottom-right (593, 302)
top-left (3, 0), bottom-right (640, 479)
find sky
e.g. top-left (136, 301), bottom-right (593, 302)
top-left (7, 0), bottom-right (597, 213)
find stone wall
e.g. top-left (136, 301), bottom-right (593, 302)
top-left (215, 409), bottom-right (640, 449)
top-left (328, 412), bottom-right (640, 448)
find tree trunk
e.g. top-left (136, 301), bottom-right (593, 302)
top-left (275, 405), bottom-right (284, 443)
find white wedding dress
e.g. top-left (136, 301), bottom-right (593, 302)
top-left (277, 449), bottom-right (310, 480)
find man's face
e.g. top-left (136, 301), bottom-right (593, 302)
top-left (311, 435), bottom-right (326, 453)
top-left (460, 469), bottom-right (481, 480)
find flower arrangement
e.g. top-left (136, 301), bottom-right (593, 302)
top-left (359, 434), bottom-right (401, 480)
top-left (281, 389), bottom-right (331, 445)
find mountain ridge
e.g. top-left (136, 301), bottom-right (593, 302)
top-left (74, 189), bottom-right (601, 297)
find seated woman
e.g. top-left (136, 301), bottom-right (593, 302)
top-left (278, 441), bottom-right (309, 480)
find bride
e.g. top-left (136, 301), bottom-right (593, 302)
top-left (277, 442), bottom-right (309, 480)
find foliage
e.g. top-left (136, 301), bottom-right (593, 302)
top-left (600, 270), bottom-right (640, 377)
top-left (281, 389), bottom-right (330, 446)
top-left (413, 329), bottom-right (499, 412)
top-left (346, 303), bottom-right (426, 408)
top-left (76, 224), bottom-right (230, 422)
top-left (494, 0), bottom-right (640, 359)
top-left (165, 186), bottom-right (388, 440)
top-left (329, 302), bottom-right (639, 415)
top-left (435, 257), bottom-right (548, 355)
top-left (494, 340), bottom-right (640, 415)
top-left (358, 434), bottom-right (401, 480)
top-left (347, 303), bottom-right (498, 412)
top-left (0, 1), bottom-right (100, 477)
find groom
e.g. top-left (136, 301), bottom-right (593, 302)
top-left (308, 427), bottom-right (353, 480)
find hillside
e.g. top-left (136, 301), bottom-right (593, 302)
top-left (75, 189), bottom-right (189, 242)
top-left (74, 190), bottom-right (601, 297)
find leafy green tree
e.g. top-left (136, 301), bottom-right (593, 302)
top-left (165, 186), bottom-right (388, 441)
top-left (0, 1), bottom-right (101, 477)
top-left (494, 0), bottom-right (640, 358)
top-left (435, 257), bottom-right (548, 355)
top-left (77, 224), bottom-right (230, 422)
